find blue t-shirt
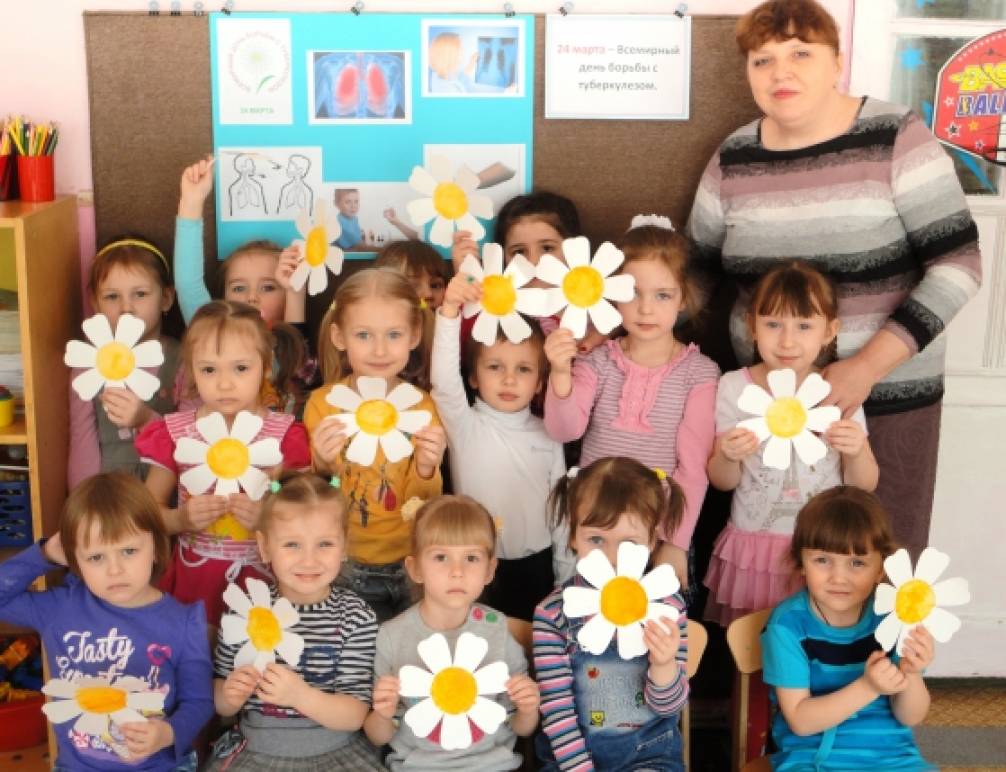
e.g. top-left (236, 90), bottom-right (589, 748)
top-left (761, 589), bottom-right (934, 771)
top-left (0, 544), bottom-right (214, 771)
top-left (335, 212), bottom-right (363, 249)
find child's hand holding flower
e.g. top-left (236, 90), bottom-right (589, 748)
top-left (861, 650), bottom-right (908, 696)
top-left (413, 425), bottom-right (447, 480)
top-left (120, 718), bottom-right (174, 762)
top-left (898, 626), bottom-right (935, 676)
top-left (257, 662), bottom-right (309, 710)
top-left (228, 492), bottom-right (263, 531)
top-left (275, 244), bottom-right (302, 292)
top-left (221, 664), bottom-right (261, 714)
top-left (451, 230), bottom-right (479, 273)
top-left (311, 419), bottom-right (349, 472)
top-left (644, 616), bottom-right (681, 685)
top-left (100, 386), bottom-right (154, 430)
top-left (183, 494), bottom-right (230, 531)
top-left (824, 418), bottom-right (868, 458)
top-left (440, 272), bottom-right (482, 319)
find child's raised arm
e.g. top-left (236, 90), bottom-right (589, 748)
top-left (275, 243), bottom-right (307, 325)
top-left (175, 155), bottom-right (215, 324)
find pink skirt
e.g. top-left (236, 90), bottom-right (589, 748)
top-left (702, 523), bottom-right (803, 627)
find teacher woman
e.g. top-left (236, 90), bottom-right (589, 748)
top-left (686, 0), bottom-right (982, 557)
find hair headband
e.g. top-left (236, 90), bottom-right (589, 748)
top-left (629, 214), bottom-right (675, 232)
top-left (95, 239), bottom-right (169, 270)
top-left (269, 476), bottom-right (340, 494)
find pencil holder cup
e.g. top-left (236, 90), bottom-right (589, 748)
top-left (0, 155), bottom-right (17, 201)
top-left (16, 156), bottom-right (54, 202)
top-left (0, 388), bottom-right (13, 428)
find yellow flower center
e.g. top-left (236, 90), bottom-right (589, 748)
top-left (206, 438), bottom-right (251, 480)
top-left (75, 686), bottom-right (127, 715)
top-left (305, 226), bottom-right (329, 267)
top-left (599, 576), bottom-right (648, 627)
top-left (247, 607), bottom-right (283, 651)
top-left (95, 342), bottom-right (136, 381)
top-left (355, 399), bottom-right (398, 436)
top-left (894, 579), bottom-right (936, 624)
top-left (204, 512), bottom-right (252, 541)
top-left (764, 397), bottom-right (807, 439)
top-left (562, 266), bottom-right (604, 308)
top-left (481, 274), bottom-right (517, 316)
top-left (430, 667), bottom-right (478, 715)
top-left (433, 182), bottom-right (469, 220)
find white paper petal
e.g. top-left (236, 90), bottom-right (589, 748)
top-left (325, 248), bottom-right (345, 277)
top-left (326, 384), bottom-right (363, 411)
top-left (602, 274), bottom-right (636, 303)
top-left (356, 376), bottom-right (388, 401)
top-left (125, 691), bottom-right (166, 712)
top-left (275, 631), bottom-right (305, 667)
top-left (114, 314), bottom-right (146, 348)
top-left (398, 665), bottom-right (436, 698)
top-left (467, 193), bottom-right (494, 220)
top-left (173, 437), bottom-right (209, 466)
top-left (639, 563), bottom-right (680, 601)
top-left (346, 432), bottom-right (379, 466)
top-left (767, 368), bottom-right (797, 399)
top-left (616, 622), bottom-right (648, 660)
top-left (536, 254), bottom-right (569, 288)
top-left (456, 212), bottom-right (486, 242)
top-left (64, 340), bottom-right (98, 369)
top-left (429, 216), bottom-right (455, 248)
top-left (109, 707), bottom-right (147, 726)
top-left (874, 612), bottom-right (901, 652)
top-left (294, 210), bottom-right (312, 238)
top-left (873, 583), bottom-right (896, 615)
top-left (253, 650), bottom-right (275, 672)
top-left (543, 287), bottom-right (569, 316)
top-left (794, 372), bottom-right (831, 408)
top-left (41, 698), bottom-right (84, 725)
top-left (467, 696), bottom-right (507, 734)
top-left (396, 409), bottom-right (432, 434)
top-left (123, 368), bottom-right (161, 401)
top-left (73, 711), bottom-right (110, 736)
top-left (228, 411), bottom-right (263, 445)
top-left (805, 405), bottom-right (841, 433)
top-left (402, 697), bottom-right (442, 740)
top-left (933, 577), bottom-right (971, 607)
top-left (883, 549), bottom-right (914, 589)
top-left (233, 640), bottom-right (258, 669)
top-left (452, 632), bottom-right (488, 672)
top-left (195, 412), bottom-right (229, 444)
top-left (386, 381), bottom-right (423, 411)
top-left (42, 680), bottom-right (81, 699)
top-left (791, 430), bottom-right (828, 466)
top-left (82, 314), bottom-right (114, 347)
top-left (179, 464), bottom-right (217, 496)
top-left (587, 298), bottom-right (623, 335)
top-left (238, 468), bottom-right (270, 501)
top-left (499, 312), bottom-right (532, 344)
top-left (616, 541), bottom-right (650, 580)
top-left (458, 255), bottom-right (485, 281)
top-left (417, 633), bottom-right (453, 674)
top-left (221, 613), bottom-right (250, 646)
top-left (577, 612), bottom-right (618, 655)
top-left (379, 429), bottom-right (414, 463)
top-left (914, 548), bottom-right (950, 585)
top-left (737, 416), bottom-right (772, 442)
top-left (439, 711), bottom-right (473, 751)
top-left (506, 254), bottom-right (536, 286)
top-left (472, 310), bottom-right (501, 345)
top-left (921, 607), bottom-right (962, 643)
top-left (562, 237), bottom-right (590, 268)
top-left (214, 476), bottom-right (240, 498)
top-left (762, 435), bottom-right (793, 470)
top-left (577, 548), bottom-right (617, 589)
top-left (429, 155), bottom-right (454, 183)
top-left (308, 265), bottom-right (328, 296)
top-left (737, 384), bottom-right (774, 417)
top-left (112, 676), bottom-right (148, 692)
top-left (289, 260), bottom-right (311, 292)
top-left (409, 164), bottom-right (439, 195)
top-left (246, 577), bottom-right (272, 609)
top-left (71, 369), bottom-right (107, 401)
top-left (560, 305), bottom-right (588, 340)
top-left (515, 287), bottom-right (547, 317)
top-left (591, 241), bottom-right (625, 278)
top-left (407, 197), bottom-right (437, 229)
top-left (473, 661), bottom-right (509, 695)
top-left (131, 339), bottom-right (165, 368)
top-left (454, 164), bottom-right (480, 194)
top-left (223, 580), bottom-right (253, 616)
top-left (644, 602), bottom-right (681, 625)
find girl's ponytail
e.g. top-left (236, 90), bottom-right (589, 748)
top-left (269, 320), bottom-right (307, 401)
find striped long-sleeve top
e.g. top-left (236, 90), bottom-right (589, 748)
top-left (687, 97), bottom-right (982, 415)
top-left (533, 576), bottom-right (689, 772)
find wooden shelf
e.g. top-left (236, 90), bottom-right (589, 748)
top-left (0, 417), bottom-right (26, 445)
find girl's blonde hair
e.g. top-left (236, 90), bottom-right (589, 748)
top-left (258, 472), bottom-right (349, 535)
top-left (60, 472), bottom-right (171, 580)
top-left (318, 268), bottom-right (433, 390)
top-left (789, 486), bottom-right (896, 567)
top-left (618, 225), bottom-right (698, 320)
top-left (550, 457), bottom-right (684, 547)
top-left (410, 495), bottom-right (497, 558)
top-left (182, 300), bottom-right (304, 400)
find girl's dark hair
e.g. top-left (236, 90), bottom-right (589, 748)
top-left (258, 471), bottom-right (349, 535)
top-left (550, 457), bottom-right (685, 547)
top-left (736, 0), bottom-right (841, 56)
top-left (493, 190), bottom-right (582, 245)
top-left (60, 472), bottom-right (171, 580)
top-left (375, 240), bottom-right (451, 283)
top-left (182, 300), bottom-right (305, 401)
top-left (789, 486), bottom-right (896, 567)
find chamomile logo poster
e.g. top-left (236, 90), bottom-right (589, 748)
top-left (210, 13), bottom-right (535, 259)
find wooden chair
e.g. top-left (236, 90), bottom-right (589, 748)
top-left (726, 609), bottom-right (772, 772)
top-left (683, 619), bottom-right (708, 770)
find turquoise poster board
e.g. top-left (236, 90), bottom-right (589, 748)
top-left (210, 12), bottom-right (535, 259)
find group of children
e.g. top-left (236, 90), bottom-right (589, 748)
top-left (0, 155), bottom-right (938, 771)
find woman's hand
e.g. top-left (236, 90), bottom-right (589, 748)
top-left (821, 357), bottom-right (876, 418)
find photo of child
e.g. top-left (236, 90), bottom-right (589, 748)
top-left (327, 182), bottom-right (419, 252)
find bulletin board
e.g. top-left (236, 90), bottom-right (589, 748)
top-left (84, 11), bottom-right (758, 339)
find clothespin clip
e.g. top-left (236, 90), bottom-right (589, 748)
top-left (193, 1), bottom-right (205, 15)
top-left (503, 2), bottom-right (516, 18)
top-left (148, 1), bottom-right (159, 15)
top-left (350, 1), bottom-right (364, 14)
top-left (222, 0), bottom-right (235, 15)
top-left (559, 2), bottom-right (574, 15)
top-left (673, 3), bottom-right (688, 17)
top-left (170, 0), bottom-right (181, 16)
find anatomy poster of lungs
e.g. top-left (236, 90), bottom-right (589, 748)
top-left (211, 12), bottom-right (534, 258)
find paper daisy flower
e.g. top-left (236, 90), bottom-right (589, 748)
top-left (325, 376), bottom-right (431, 465)
top-left (64, 313), bottom-right (165, 401)
top-left (537, 237), bottom-right (635, 339)
top-left (874, 548), bottom-right (970, 656)
top-left (736, 369), bottom-right (840, 471)
top-left (222, 577), bottom-right (305, 671)
top-left (41, 676), bottom-right (165, 736)
top-left (399, 632), bottom-right (509, 751)
top-left (458, 243), bottom-right (546, 345)
top-left (290, 200), bottom-right (345, 295)
top-left (174, 411), bottom-right (282, 500)
top-left (563, 541), bottom-right (680, 660)
top-left (406, 155), bottom-right (493, 247)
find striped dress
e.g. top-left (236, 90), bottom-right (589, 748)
top-left (687, 97), bottom-right (982, 416)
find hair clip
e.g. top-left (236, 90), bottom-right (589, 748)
top-left (269, 480), bottom-right (282, 494)
top-left (329, 475), bottom-right (341, 489)
top-left (567, 466), bottom-right (579, 479)
top-left (419, 298), bottom-right (429, 310)
top-left (652, 467), bottom-right (667, 481)
top-left (629, 214), bottom-right (675, 232)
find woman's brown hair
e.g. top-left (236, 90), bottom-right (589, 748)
top-left (60, 472), bottom-right (171, 579)
top-left (736, 0), bottom-right (840, 56)
top-left (550, 457), bottom-right (685, 547)
top-left (789, 486), bottom-right (896, 568)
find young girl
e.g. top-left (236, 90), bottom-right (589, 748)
top-left (432, 270), bottom-right (572, 624)
top-left (209, 473), bottom-right (384, 771)
top-left (304, 268), bottom-right (446, 621)
top-left (374, 239), bottom-right (450, 310)
top-left (704, 262), bottom-right (879, 626)
top-left (69, 237), bottom-right (181, 488)
top-left (0, 472), bottom-right (213, 771)
top-left (136, 300), bottom-right (311, 628)
top-left (762, 486), bottom-right (935, 771)
top-left (534, 457), bottom-right (689, 771)
top-left (544, 222), bottom-right (720, 588)
top-left (364, 495), bottom-right (540, 771)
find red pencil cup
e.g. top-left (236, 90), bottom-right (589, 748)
top-left (0, 154), bottom-right (18, 201)
top-left (16, 155), bottom-right (54, 202)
